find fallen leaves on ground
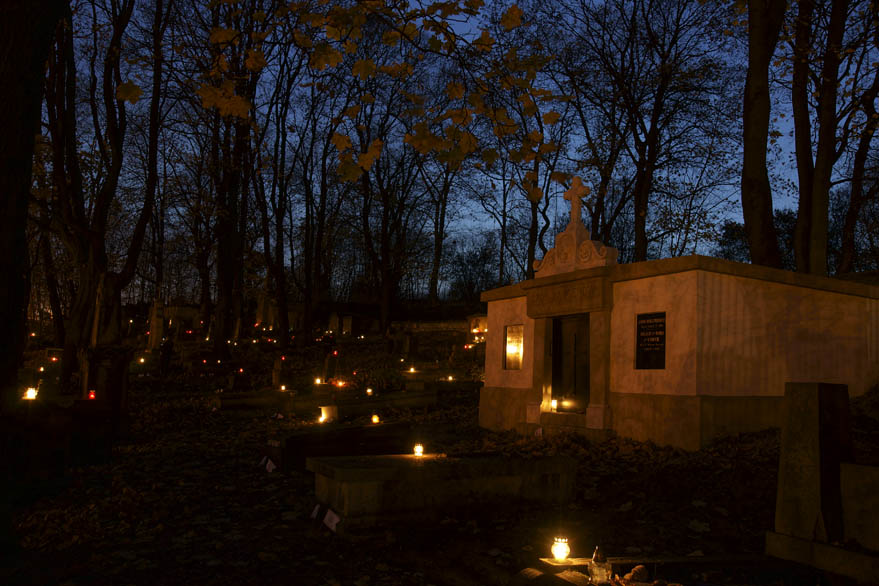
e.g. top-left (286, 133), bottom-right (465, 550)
top-left (4, 353), bottom-right (845, 585)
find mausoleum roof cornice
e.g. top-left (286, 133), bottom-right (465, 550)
top-left (481, 255), bottom-right (879, 301)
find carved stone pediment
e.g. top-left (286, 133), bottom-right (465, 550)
top-left (533, 177), bottom-right (618, 278)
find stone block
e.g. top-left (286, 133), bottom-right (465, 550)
top-left (283, 422), bottom-right (413, 469)
top-left (219, 390), bottom-right (285, 410)
top-left (775, 382), bottom-right (852, 543)
top-left (332, 389), bottom-right (437, 420)
top-left (307, 454), bottom-right (576, 527)
top-left (840, 462), bottom-right (879, 551)
top-left (766, 531), bottom-right (879, 584)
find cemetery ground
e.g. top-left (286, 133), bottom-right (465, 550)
top-left (3, 339), bottom-right (879, 586)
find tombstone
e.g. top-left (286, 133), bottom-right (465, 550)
top-left (774, 382), bottom-right (852, 543)
top-left (322, 349), bottom-right (338, 382)
top-left (272, 356), bottom-right (290, 389)
top-left (147, 300), bottom-right (164, 350)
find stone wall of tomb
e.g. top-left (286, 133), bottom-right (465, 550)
top-left (479, 286), bottom-right (542, 432)
top-left (696, 271), bottom-right (877, 399)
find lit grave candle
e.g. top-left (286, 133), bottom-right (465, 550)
top-left (88, 390), bottom-right (96, 400)
top-left (413, 443), bottom-right (424, 457)
top-left (23, 387), bottom-right (38, 400)
top-left (371, 414), bottom-right (380, 424)
top-left (551, 537), bottom-right (570, 561)
top-left (315, 378), bottom-right (322, 384)
top-left (366, 388), bottom-right (373, 396)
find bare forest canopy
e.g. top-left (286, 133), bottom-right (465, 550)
top-left (26, 0), bottom-right (879, 350)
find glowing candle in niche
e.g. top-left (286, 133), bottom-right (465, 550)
top-left (551, 537), bottom-right (570, 561)
top-left (551, 399), bottom-right (558, 412)
top-left (280, 385), bottom-right (286, 391)
top-left (139, 357), bottom-right (145, 364)
top-left (366, 388), bottom-right (373, 396)
top-left (409, 367), bottom-right (415, 373)
top-left (371, 414), bottom-right (380, 424)
top-left (315, 378), bottom-right (322, 384)
top-left (23, 387), bottom-right (38, 400)
top-left (504, 324), bottom-right (524, 370)
top-left (413, 443), bottom-right (424, 457)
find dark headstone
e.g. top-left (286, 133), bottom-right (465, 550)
top-left (774, 382), bottom-right (852, 543)
top-left (323, 350), bottom-right (338, 382)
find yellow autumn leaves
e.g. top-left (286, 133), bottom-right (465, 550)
top-left (190, 3), bottom-right (570, 189)
top-left (334, 137), bottom-right (384, 182)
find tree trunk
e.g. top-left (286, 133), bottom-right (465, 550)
top-left (632, 171), bottom-right (650, 261)
top-left (837, 72), bottom-right (879, 274)
top-left (741, 0), bottom-right (785, 268)
top-left (807, 0), bottom-right (849, 275)
top-left (428, 174), bottom-right (451, 304)
top-left (39, 232), bottom-right (66, 347)
top-left (0, 0), bottom-right (65, 413)
top-left (526, 199), bottom-right (538, 279)
top-left (792, 0), bottom-right (815, 272)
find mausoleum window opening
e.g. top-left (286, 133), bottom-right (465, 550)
top-left (504, 325), bottom-right (524, 370)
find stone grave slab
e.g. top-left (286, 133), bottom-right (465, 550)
top-left (277, 421), bottom-right (413, 469)
top-left (306, 453), bottom-right (575, 528)
top-left (332, 388), bottom-right (437, 418)
top-left (219, 390), bottom-right (286, 410)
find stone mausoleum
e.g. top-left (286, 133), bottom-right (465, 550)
top-left (479, 179), bottom-right (879, 450)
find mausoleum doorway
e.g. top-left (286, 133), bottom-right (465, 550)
top-left (550, 314), bottom-right (589, 412)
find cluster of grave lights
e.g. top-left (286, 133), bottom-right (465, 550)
top-left (547, 539), bottom-right (612, 582)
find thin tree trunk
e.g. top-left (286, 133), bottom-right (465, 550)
top-left (527, 199), bottom-right (538, 279)
top-left (428, 174), bottom-right (450, 303)
top-left (39, 232), bottom-right (66, 347)
top-left (792, 0), bottom-right (815, 272)
top-left (837, 71), bottom-right (879, 274)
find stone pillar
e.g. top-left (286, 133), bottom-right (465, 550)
top-left (529, 318), bottom-right (550, 424)
top-left (774, 382), bottom-right (852, 543)
top-left (586, 310), bottom-right (611, 429)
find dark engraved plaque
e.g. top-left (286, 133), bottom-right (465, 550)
top-left (635, 312), bottom-right (665, 370)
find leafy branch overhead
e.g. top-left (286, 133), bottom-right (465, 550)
top-left (190, 0), bottom-right (560, 183)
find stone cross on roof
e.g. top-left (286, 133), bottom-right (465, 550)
top-left (564, 176), bottom-right (589, 227)
top-left (533, 174), bottom-right (617, 277)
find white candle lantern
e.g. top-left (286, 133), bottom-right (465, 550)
top-left (551, 537), bottom-right (570, 561)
